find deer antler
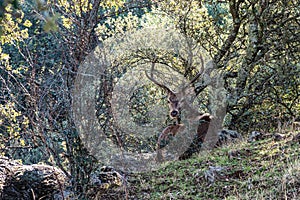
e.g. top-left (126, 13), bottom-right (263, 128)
top-left (145, 62), bottom-right (174, 94)
top-left (146, 53), bottom-right (205, 93)
top-left (183, 54), bottom-right (205, 90)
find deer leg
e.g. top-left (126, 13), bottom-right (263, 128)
top-left (156, 127), bottom-right (170, 162)
top-left (156, 125), bottom-right (173, 157)
top-left (156, 126), bottom-right (169, 162)
top-left (178, 114), bottom-right (212, 160)
top-left (196, 113), bottom-right (212, 142)
top-left (157, 124), bottom-right (185, 148)
top-left (156, 124), bottom-right (184, 162)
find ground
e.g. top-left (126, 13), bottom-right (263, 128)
top-left (100, 129), bottom-right (300, 200)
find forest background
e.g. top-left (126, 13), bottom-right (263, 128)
top-left (0, 0), bottom-right (299, 199)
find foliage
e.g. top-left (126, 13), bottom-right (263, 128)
top-left (96, 0), bottom-right (299, 133)
top-left (155, 0), bottom-right (300, 131)
top-left (0, 0), bottom-right (150, 198)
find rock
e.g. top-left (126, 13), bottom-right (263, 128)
top-left (90, 166), bottom-right (124, 190)
top-left (293, 132), bottom-right (300, 142)
top-left (216, 129), bottom-right (242, 146)
top-left (248, 131), bottom-right (264, 142)
top-left (204, 166), bottom-right (226, 185)
top-left (0, 157), bottom-right (125, 200)
top-left (228, 150), bottom-right (241, 160)
top-left (90, 166), bottom-right (126, 200)
top-left (0, 157), bottom-right (68, 200)
top-left (273, 133), bottom-right (284, 141)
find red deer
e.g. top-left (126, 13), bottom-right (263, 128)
top-left (145, 60), bottom-right (213, 161)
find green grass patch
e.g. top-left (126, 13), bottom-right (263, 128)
top-left (102, 131), bottom-right (300, 199)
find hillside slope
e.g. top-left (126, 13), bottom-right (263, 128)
top-left (100, 130), bottom-right (300, 200)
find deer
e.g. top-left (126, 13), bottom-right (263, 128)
top-left (145, 60), bottom-right (213, 161)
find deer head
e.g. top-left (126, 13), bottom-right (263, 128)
top-left (145, 60), bottom-right (204, 120)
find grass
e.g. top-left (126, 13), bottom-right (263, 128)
top-left (100, 129), bottom-right (300, 199)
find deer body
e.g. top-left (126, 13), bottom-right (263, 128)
top-left (146, 61), bottom-right (212, 161)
